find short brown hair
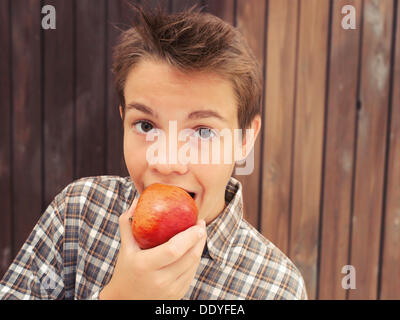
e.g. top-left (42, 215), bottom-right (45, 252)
top-left (112, 3), bottom-right (262, 134)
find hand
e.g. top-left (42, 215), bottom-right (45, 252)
top-left (99, 198), bottom-right (207, 300)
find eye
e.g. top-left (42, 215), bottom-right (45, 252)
top-left (133, 120), bottom-right (155, 134)
top-left (194, 127), bottom-right (217, 140)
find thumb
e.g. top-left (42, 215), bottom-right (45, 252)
top-left (119, 198), bottom-right (140, 252)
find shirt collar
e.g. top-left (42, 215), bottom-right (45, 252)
top-left (204, 176), bottom-right (243, 268)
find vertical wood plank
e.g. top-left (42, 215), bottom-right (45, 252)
top-left (76, 0), bottom-right (107, 178)
top-left (319, 0), bottom-right (362, 300)
top-left (11, 0), bottom-right (42, 255)
top-left (379, 0), bottom-right (400, 300)
top-left (44, 0), bottom-right (74, 206)
top-left (290, 0), bottom-right (330, 300)
top-left (2, 0), bottom-right (398, 300)
top-left (170, 0), bottom-right (201, 13)
top-left (106, 0), bottom-right (133, 176)
top-left (144, 0), bottom-right (171, 12)
top-left (203, 0), bottom-right (235, 25)
top-left (261, 0), bottom-right (298, 256)
top-left (0, 0), bottom-right (12, 279)
top-left (234, 0), bottom-right (266, 229)
top-left (349, 0), bottom-right (394, 300)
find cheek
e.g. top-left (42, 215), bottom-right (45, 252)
top-left (195, 129), bottom-right (240, 164)
top-left (195, 163), bottom-right (234, 191)
top-left (123, 131), bottom-right (148, 175)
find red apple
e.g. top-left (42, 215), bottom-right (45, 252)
top-left (131, 183), bottom-right (198, 249)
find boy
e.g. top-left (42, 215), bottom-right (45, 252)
top-left (0, 5), bottom-right (307, 300)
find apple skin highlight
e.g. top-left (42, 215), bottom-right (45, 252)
top-left (132, 183), bottom-right (198, 249)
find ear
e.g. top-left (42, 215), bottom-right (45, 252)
top-left (119, 105), bottom-right (124, 121)
top-left (237, 115), bottom-right (262, 161)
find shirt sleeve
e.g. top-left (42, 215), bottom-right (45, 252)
top-left (87, 290), bottom-right (100, 300)
top-left (297, 274), bottom-right (308, 300)
top-left (0, 192), bottom-right (66, 300)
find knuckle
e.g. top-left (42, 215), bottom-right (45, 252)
top-left (167, 243), bottom-right (180, 259)
top-left (167, 288), bottom-right (178, 299)
top-left (154, 276), bottom-right (167, 290)
top-left (191, 248), bottom-right (201, 260)
top-left (174, 283), bottom-right (188, 299)
top-left (118, 213), bottom-right (126, 224)
top-left (165, 282), bottom-right (179, 298)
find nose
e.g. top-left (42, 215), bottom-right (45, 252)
top-left (147, 131), bottom-right (189, 176)
top-left (150, 160), bottom-right (188, 176)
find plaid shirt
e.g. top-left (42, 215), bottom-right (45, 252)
top-left (0, 175), bottom-right (307, 300)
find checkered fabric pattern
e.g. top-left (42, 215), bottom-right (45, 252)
top-left (0, 175), bottom-right (308, 300)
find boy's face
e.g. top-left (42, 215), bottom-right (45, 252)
top-left (121, 58), bottom-right (258, 224)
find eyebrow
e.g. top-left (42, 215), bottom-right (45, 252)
top-left (125, 102), bottom-right (228, 123)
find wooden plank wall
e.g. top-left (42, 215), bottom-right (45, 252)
top-left (0, 0), bottom-right (399, 300)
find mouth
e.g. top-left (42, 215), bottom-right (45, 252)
top-left (179, 188), bottom-right (197, 201)
top-left (145, 183), bottom-right (197, 200)
top-left (188, 192), bottom-right (196, 199)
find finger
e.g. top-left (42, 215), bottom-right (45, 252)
top-left (172, 247), bottom-right (204, 298)
top-left (142, 220), bottom-right (206, 269)
top-left (157, 224), bottom-right (206, 279)
top-left (160, 220), bottom-right (206, 272)
top-left (119, 198), bottom-right (139, 251)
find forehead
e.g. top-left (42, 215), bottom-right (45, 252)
top-left (123, 58), bottom-right (238, 126)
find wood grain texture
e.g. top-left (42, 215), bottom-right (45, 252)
top-left (0, 0), bottom-right (12, 280)
top-left (233, 0), bottom-right (266, 229)
top-left (348, 0), bottom-right (394, 300)
top-left (378, 0), bottom-right (400, 300)
top-left (75, 0), bottom-right (106, 178)
top-left (289, 0), bottom-right (330, 300)
top-left (261, 0), bottom-right (299, 256)
top-left (43, 0), bottom-right (74, 207)
top-left (318, 0), bottom-right (362, 300)
top-left (170, 0), bottom-right (201, 13)
top-left (1, 0), bottom-right (399, 299)
top-left (106, 0), bottom-right (132, 177)
top-left (143, 0), bottom-right (170, 12)
top-left (203, 0), bottom-right (235, 25)
top-left (11, 0), bottom-right (42, 255)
